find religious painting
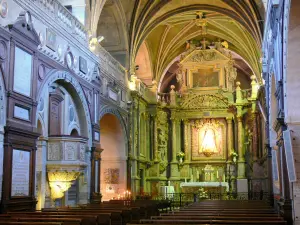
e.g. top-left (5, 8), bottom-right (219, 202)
top-left (104, 168), bottom-right (119, 184)
top-left (191, 119), bottom-right (226, 160)
top-left (11, 149), bottom-right (30, 197)
top-left (192, 68), bottom-right (219, 88)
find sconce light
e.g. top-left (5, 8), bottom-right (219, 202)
top-left (97, 36), bottom-right (105, 43)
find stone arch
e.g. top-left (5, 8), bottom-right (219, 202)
top-left (99, 105), bottom-right (128, 149)
top-left (98, 106), bottom-right (128, 200)
top-left (95, 0), bottom-right (128, 66)
top-left (36, 69), bottom-right (92, 146)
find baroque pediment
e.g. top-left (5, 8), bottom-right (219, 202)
top-left (180, 49), bottom-right (229, 64)
top-left (181, 94), bottom-right (229, 110)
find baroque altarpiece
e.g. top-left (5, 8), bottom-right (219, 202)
top-left (130, 43), bottom-right (268, 196)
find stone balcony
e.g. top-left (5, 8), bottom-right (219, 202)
top-left (13, 0), bottom-right (127, 83)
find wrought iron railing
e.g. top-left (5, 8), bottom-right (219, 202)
top-left (138, 192), bottom-right (272, 207)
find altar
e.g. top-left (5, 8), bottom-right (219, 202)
top-left (180, 182), bottom-right (229, 193)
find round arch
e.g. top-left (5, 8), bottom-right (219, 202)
top-left (98, 106), bottom-right (128, 147)
top-left (98, 106), bottom-right (128, 200)
top-left (36, 69), bottom-right (92, 146)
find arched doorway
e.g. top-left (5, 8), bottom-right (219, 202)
top-left (35, 70), bottom-right (92, 208)
top-left (100, 113), bottom-right (127, 200)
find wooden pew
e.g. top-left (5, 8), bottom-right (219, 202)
top-left (0, 223), bottom-right (62, 225)
top-left (126, 200), bottom-right (286, 225)
top-left (7, 212), bottom-right (98, 225)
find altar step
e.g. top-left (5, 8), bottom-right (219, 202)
top-left (127, 200), bottom-right (286, 225)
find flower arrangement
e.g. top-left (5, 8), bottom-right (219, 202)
top-left (230, 150), bottom-right (238, 163)
top-left (177, 151), bottom-right (185, 158)
top-left (176, 151), bottom-right (185, 163)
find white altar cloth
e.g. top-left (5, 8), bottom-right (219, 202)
top-left (180, 182), bottom-right (229, 191)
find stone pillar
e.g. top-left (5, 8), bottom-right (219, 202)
top-left (36, 139), bottom-right (47, 210)
top-left (226, 117), bottom-right (233, 161)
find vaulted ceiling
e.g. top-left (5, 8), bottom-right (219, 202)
top-left (90, 0), bottom-right (265, 86)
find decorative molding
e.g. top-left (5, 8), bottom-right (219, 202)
top-left (181, 94), bottom-right (229, 110)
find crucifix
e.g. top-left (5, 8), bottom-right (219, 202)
top-left (201, 38), bottom-right (209, 50)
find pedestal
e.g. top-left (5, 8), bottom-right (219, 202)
top-left (237, 161), bottom-right (246, 178)
top-left (237, 179), bottom-right (248, 194)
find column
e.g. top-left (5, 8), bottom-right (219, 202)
top-left (36, 139), bottom-right (47, 210)
top-left (170, 117), bottom-right (180, 179)
top-left (183, 119), bottom-right (190, 163)
top-left (0, 129), bottom-right (4, 202)
top-left (237, 116), bottom-right (244, 161)
top-left (171, 118), bottom-right (178, 162)
top-left (252, 113), bottom-right (258, 160)
top-left (226, 117), bottom-right (233, 161)
top-left (236, 115), bottom-right (247, 195)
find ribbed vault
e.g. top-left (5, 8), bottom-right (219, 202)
top-left (90, 0), bottom-right (265, 85)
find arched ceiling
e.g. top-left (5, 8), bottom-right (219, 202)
top-left (90, 0), bottom-right (265, 84)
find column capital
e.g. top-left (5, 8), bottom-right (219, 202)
top-left (226, 117), bottom-right (233, 123)
top-left (237, 116), bottom-right (243, 122)
top-left (171, 117), bottom-right (181, 123)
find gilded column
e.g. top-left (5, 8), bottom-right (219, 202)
top-left (170, 115), bottom-right (181, 180)
top-left (226, 117), bottom-right (233, 161)
top-left (171, 117), bottom-right (179, 162)
top-left (237, 116), bottom-right (244, 161)
top-left (184, 119), bottom-right (190, 163)
top-left (237, 116), bottom-right (246, 179)
top-left (252, 113), bottom-right (258, 160)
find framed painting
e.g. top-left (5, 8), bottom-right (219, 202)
top-left (192, 68), bottom-right (219, 88)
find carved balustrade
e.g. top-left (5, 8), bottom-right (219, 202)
top-left (158, 93), bottom-right (170, 106)
top-left (14, 0), bottom-right (127, 83)
top-left (95, 45), bottom-right (127, 82)
top-left (27, 0), bottom-right (87, 43)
